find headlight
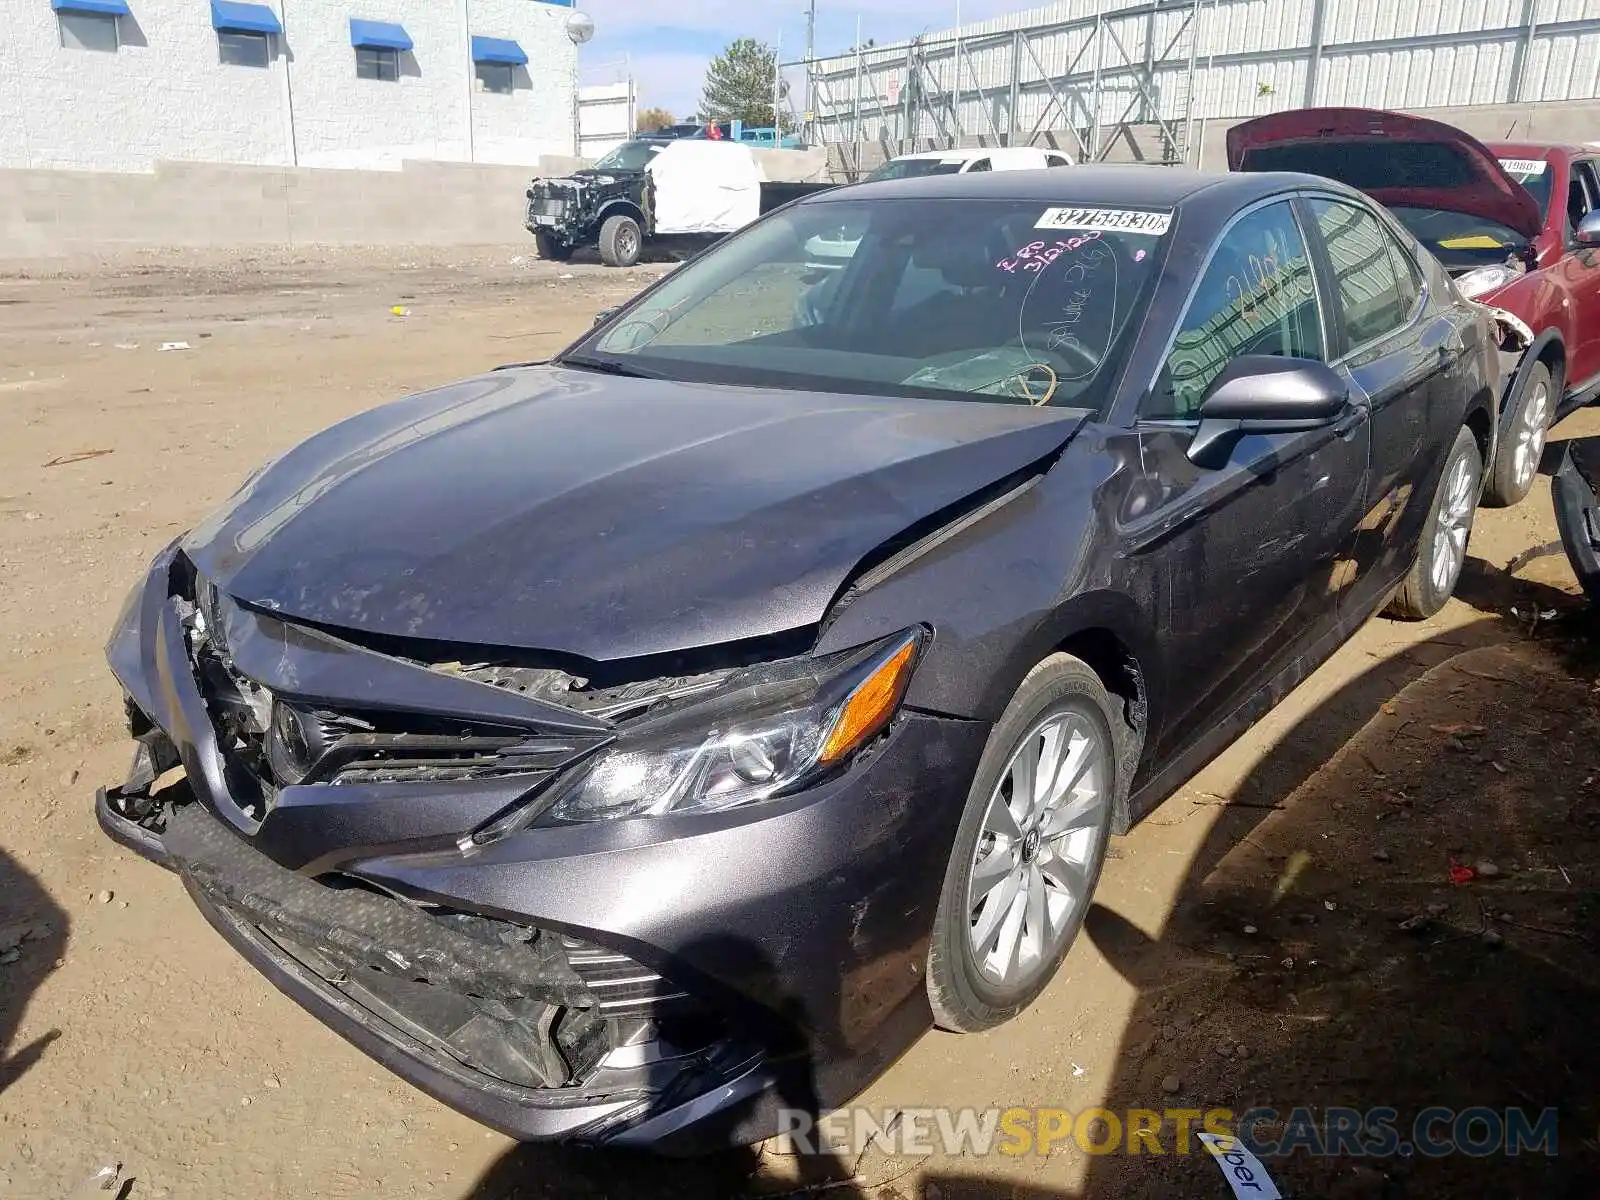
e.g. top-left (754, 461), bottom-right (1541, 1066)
top-left (1455, 262), bottom-right (1521, 300)
top-left (469, 629), bottom-right (924, 838)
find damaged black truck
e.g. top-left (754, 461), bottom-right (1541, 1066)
top-left (525, 137), bottom-right (833, 267)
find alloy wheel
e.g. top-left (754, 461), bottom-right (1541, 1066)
top-left (1430, 451), bottom-right (1477, 595)
top-left (966, 710), bottom-right (1108, 988)
top-left (1513, 381), bottom-right (1551, 491)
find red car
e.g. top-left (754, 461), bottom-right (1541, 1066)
top-left (1229, 108), bottom-right (1600, 506)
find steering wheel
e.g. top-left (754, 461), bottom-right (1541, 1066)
top-left (1043, 332), bottom-right (1102, 378)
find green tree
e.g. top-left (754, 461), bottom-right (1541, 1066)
top-left (635, 106), bottom-right (675, 135)
top-left (699, 38), bottom-right (786, 129)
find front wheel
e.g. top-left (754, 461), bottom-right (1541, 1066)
top-left (534, 230), bottom-right (573, 262)
top-left (598, 215), bottom-right (642, 268)
top-left (1483, 361), bottom-right (1554, 508)
top-left (926, 654), bottom-right (1118, 1033)
top-left (1386, 425), bottom-right (1482, 620)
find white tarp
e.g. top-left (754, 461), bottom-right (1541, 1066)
top-left (647, 141), bottom-right (766, 236)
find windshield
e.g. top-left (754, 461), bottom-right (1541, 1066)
top-left (865, 158), bottom-right (965, 182)
top-left (1388, 205), bottom-right (1529, 268)
top-left (593, 140), bottom-right (666, 171)
top-left (569, 197), bottom-right (1169, 409)
top-left (1498, 156), bottom-right (1554, 218)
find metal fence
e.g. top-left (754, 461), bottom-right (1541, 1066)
top-left (791, 0), bottom-right (1600, 168)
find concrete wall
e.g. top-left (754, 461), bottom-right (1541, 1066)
top-left (0, 147), bottom-right (832, 257)
top-left (0, 0), bottom-right (579, 173)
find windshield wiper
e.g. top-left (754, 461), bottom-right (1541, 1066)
top-left (559, 354), bottom-right (667, 380)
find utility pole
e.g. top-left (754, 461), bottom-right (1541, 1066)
top-left (804, 0), bottom-right (816, 132)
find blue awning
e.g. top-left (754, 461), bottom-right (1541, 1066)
top-left (470, 36), bottom-right (527, 66)
top-left (349, 18), bottom-right (411, 51)
top-left (211, 1), bottom-right (281, 34)
top-left (51, 0), bottom-right (131, 14)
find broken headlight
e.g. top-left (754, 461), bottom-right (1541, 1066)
top-left (471, 629), bottom-right (924, 837)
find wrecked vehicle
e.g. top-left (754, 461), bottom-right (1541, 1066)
top-left (1229, 108), bottom-right (1600, 507)
top-left (101, 167), bottom-right (1501, 1154)
top-left (525, 138), bottom-right (833, 267)
top-left (1555, 437), bottom-right (1600, 604)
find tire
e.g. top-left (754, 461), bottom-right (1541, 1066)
top-left (1385, 425), bottom-right (1483, 621)
top-left (927, 654), bottom-right (1119, 1033)
top-left (598, 215), bottom-right (642, 268)
top-left (534, 231), bottom-right (573, 262)
top-left (1483, 360), bottom-right (1554, 508)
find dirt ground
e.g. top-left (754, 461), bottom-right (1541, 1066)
top-left (1, 247), bottom-right (1597, 1199)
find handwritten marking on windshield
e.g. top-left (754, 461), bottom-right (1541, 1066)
top-left (997, 230), bottom-right (1101, 274)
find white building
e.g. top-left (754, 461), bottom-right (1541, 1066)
top-left (0, 0), bottom-right (588, 172)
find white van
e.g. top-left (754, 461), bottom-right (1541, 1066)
top-left (864, 146), bottom-right (1075, 181)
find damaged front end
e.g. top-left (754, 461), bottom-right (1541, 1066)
top-left (525, 171), bottom-right (652, 253)
top-left (99, 542), bottom-right (984, 1151)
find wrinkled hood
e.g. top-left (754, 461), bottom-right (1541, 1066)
top-left (1227, 107), bottom-right (1543, 241)
top-left (182, 366), bottom-right (1086, 662)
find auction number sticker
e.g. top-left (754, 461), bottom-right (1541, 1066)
top-left (1499, 158), bottom-right (1547, 176)
top-left (1036, 206), bottom-right (1172, 235)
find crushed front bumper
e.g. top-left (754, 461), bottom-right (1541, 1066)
top-left (99, 544), bottom-right (988, 1153)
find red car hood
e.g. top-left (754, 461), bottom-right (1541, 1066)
top-left (1227, 107), bottom-right (1543, 241)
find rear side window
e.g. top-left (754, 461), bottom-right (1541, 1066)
top-left (1384, 230), bottom-right (1423, 320)
top-left (1149, 200), bottom-right (1324, 420)
top-left (1308, 199), bottom-right (1412, 349)
top-left (1047, 154), bottom-right (1072, 168)
top-left (966, 158), bottom-right (992, 173)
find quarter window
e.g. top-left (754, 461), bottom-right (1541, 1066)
top-left (1309, 199), bottom-right (1412, 349)
top-left (59, 11), bottom-right (119, 52)
top-left (1149, 201), bottom-right (1324, 420)
top-left (965, 158), bottom-right (992, 173)
top-left (356, 45), bottom-right (400, 82)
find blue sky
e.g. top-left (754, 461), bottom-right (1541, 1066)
top-left (580, 1), bottom-right (1030, 120)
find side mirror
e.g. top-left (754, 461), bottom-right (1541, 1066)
top-left (593, 309), bottom-right (615, 327)
top-left (1576, 211), bottom-right (1600, 247)
top-left (1188, 355), bottom-right (1350, 469)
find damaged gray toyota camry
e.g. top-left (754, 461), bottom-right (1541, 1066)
top-left (100, 168), bottom-right (1501, 1154)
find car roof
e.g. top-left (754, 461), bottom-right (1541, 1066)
top-left (812, 164), bottom-right (1308, 210)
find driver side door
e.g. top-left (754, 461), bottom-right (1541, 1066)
top-left (1120, 197), bottom-right (1372, 761)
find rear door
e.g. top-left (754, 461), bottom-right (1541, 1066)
top-left (1300, 194), bottom-right (1448, 612)
top-left (1128, 197), bottom-right (1370, 758)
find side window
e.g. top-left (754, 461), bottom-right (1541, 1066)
top-left (966, 158), bottom-right (992, 173)
top-left (1573, 161), bottom-right (1600, 224)
top-left (1309, 199), bottom-right (1411, 349)
top-left (1384, 227), bottom-right (1423, 321)
top-left (1148, 201), bottom-right (1324, 420)
top-left (1047, 155), bottom-right (1072, 168)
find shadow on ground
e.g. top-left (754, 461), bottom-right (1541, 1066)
top-left (465, 569), bottom-right (1600, 1199)
top-left (0, 843), bottom-right (68, 1096)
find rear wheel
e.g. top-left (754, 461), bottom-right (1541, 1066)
top-left (598, 215), bottom-right (642, 268)
top-left (534, 230), bottom-right (573, 262)
top-left (1484, 360), bottom-right (1554, 507)
top-left (927, 655), bottom-right (1117, 1033)
top-left (1386, 425), bottom-right (1482, 620)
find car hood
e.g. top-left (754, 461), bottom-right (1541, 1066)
top-left (182, 366), bottom-right (1087, 662)
top-left (1227, 107), bottom-right (1543, 241)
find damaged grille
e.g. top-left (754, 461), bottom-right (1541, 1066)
top-left (179, 588), bottom-right (604, 805)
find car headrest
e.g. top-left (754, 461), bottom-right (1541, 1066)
top-left (910, 232), bottom-right (1000, 289)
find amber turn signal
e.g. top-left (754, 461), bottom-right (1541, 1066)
top-left (819, 634), bottom-right (920, 764)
